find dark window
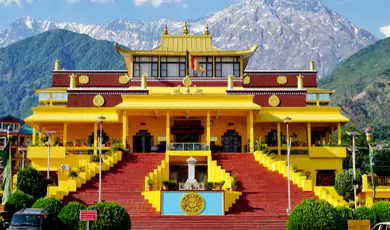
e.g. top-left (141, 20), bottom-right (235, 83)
top-left (215, 57), bottom-right (240, 77)
top-left (221, 130), bottom-right (241, 153)
top-left (133, 56), bottom-right (158, 77)
top-left (160, 56), bottom-right (186, 78)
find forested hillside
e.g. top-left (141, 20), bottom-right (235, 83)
top-left (0, 29), bottom-right (125, 118)
top-left (319, 38), bottom-right (390, 142)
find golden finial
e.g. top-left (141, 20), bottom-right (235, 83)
top-left (204, 24), bottom-right (210, 35)
top-left (183, 21), bottom-right (189, 35)
top-left (162, 25), bottom-right (168, 35)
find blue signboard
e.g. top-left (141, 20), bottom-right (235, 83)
top-left (161, 191), bottom-right (224, 216)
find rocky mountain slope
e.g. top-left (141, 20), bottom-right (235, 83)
top-left (0, 0), bottom-right (376, 77)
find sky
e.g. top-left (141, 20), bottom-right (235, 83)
top-left (0, 0), bottom-right (389, 38)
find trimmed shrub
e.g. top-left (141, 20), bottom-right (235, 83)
top-left (58, 202), bottom-right (86, 230)
top-left (371, 201), bottom-right (390, 223)
top-left (17, 166), bottom-right (46, 200)
top-left (87, 201), bottom-right (130, 230)
top-left (32, 197), bottom-right (64, 228)
top-left (4, 191), bottom-right (35, 220)
top-left (334, 169), bottom-right (362, 201)
top-left (353, 206), bottom-right (376, 227)
top-left (335, 206), bottom-right (353, 230)
top-left (287, 198), bottom-right (344, 230)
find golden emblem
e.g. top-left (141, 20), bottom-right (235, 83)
top-left (119, 75), bottom-right (130, 84)
top-left (180, 192), bottom-right (205, 216)
top-left (277, 76), bottom-right (287, 85)
top-left (268, 95), bottom-right (280, 107)
top-left (242, 75), bottom-right (251, 84)
top-left (78, 75), bottom-right (89, 84)
top-left (183, 75), bottom-right (192, 94)
top-left (93, 94), bottom-right (105, 107)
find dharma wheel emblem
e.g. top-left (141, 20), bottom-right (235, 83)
top-left (268, 94), bottom-right (280, 107)
top-left (78, 75), bottom-right (90, 84)
top-left (180, 192), bottom-right (205, 216)
top-left (93, 94), bottom-right (105, 107)
top-left (242, 75), bottom-right (251, 85)
top-left (277, 76), bottom-right (287, 85)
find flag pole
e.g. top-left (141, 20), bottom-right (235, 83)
top-left (186, 50), bottom-right (189, 76)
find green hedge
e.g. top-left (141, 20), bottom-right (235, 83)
top-left (353, 206), bottom-right (376, 227)
top-left (86, 201), bottom-right (130, 230)
top-left (371, 201), bottom-right (390, 223)
top-left (4, 191), bottom-right (35, 220)
top-left (334, 206), bottom-right (354, 230)
top-left (17, 167), bottom-right (46, 200)
top-left (287, 198), bottom-right (344, 230)
top-left (32, 197), bottom-right (64, 228)
top-left (58, 202), bottom-right (86, 230)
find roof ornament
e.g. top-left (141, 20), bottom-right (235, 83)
top-left (183, 21), bottom-right (189, 35)
top-left (204, 24), bottom-right (210, 35)
top-left (162, 25), bottom-right (168, 35)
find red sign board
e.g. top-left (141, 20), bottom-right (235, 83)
top-left (80, 210), bottom-right (97, 221)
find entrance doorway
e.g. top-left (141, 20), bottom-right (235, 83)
top-left (221, 130), bottom-right (241, 153)
top-left (316, 170), bottom-right (336, 186)
top-left (171, 120), bottom-right (204, 143)
top-left (133, 130), bottom-right (154, 153)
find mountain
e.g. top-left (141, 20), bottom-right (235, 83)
top-left (0, 29), bottom-right (125, 118)
top-left (319, 37), bottom-right (390, 142)
top-left (0, 0), bottom-right (377, 77)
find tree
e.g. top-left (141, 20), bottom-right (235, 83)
top-left (334, 169), bottom-right (362, 201)
top-left (17, 167), bottom-right (46, 200)
top-left (371, 201), bottom-right (390, 223)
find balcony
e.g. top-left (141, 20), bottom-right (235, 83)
top-left (167, 143), bottom-right (210, 151)
top-left (27, 146), bottom-right (66, 159)
top-left (308, 146), bottom-right (346, 158)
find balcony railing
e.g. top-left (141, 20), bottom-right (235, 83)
top-left (167, 143), bottom-right (210, 151)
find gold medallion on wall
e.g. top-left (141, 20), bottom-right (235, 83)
top-left (277, 76), bottom-right (287, 85)
top-left (242, 74), bottom-right (251, 85)
top-left (119, 75), bottom-right (130, 84)
top-left (93, 94), bottom-right (105, 107)
top-left (268, 95), bottom-right (280, 107)
top-left (180, 192), bottom-right (205, 216)
top-left (78, 75), bottom-right (90, 84)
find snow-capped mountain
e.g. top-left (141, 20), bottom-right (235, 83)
top-left (0, 0), bottom-right (377, 77)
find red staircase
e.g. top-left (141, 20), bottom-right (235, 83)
top-left (64, 153), bottom-right (316, 229)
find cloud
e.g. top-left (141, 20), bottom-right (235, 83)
top-left (380, 25), bottom-right (390, 37)
top-left (64, 0), bottom-right (114, 3)
top-left (0, 0), bottom-right (21, 7)
top-left (133, 0), bottom-right (182, 7)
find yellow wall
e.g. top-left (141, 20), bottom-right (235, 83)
top-left (209, 116), bottom-right (247, 151)
top-left (286, 155), bottom-right (343, 186)
top-left (67, 123), bottom-right (94, 142)
top-left (128, 116), bottom-right (166, 148)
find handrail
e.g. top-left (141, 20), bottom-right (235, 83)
top-left (167, 142), bottom-right (210, 151)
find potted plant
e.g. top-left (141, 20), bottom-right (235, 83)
top-left (147, 178), bottom-right (153, 191)
top-left (231, 175), bottom-right (237, 191)
top-left (189, 184), bottom-right (194, 190)
top-left (217, 181), bottom-right (225, 190)
top-left (75, 139), bottom-right (81, 147)
top-left (67, 142), bottom-right (74, 147)
top-left (68, 171), bottom-right (78, 179)
top-left (89, 155), bottom-right (100, 163)
top-left (205, 182), bottom-right (213, 191)
top-left (52, 136), bottom-right (60, 146)
top-left (162, 181), bottom-right (169, 190)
